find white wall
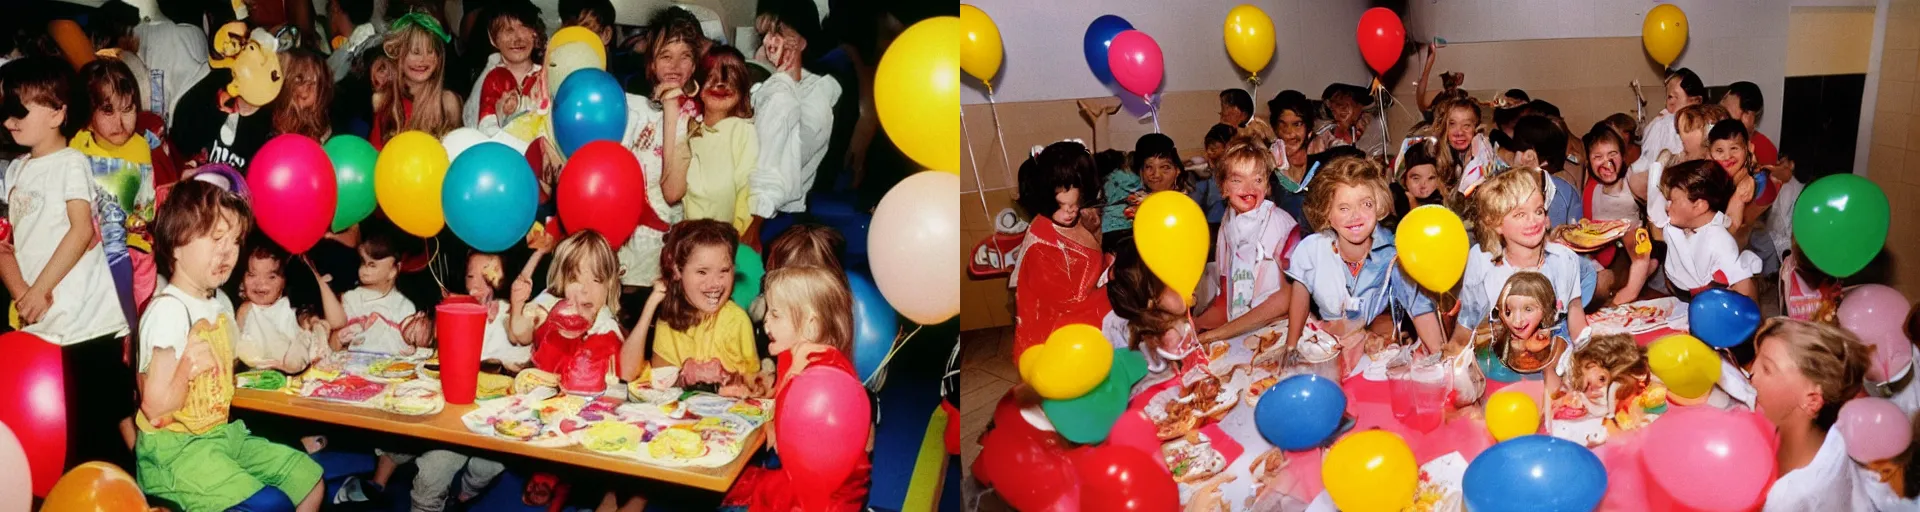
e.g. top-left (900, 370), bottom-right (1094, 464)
top-left (1403, 0), bottom-right (1791, 139)
top-left (960, 0), bottom-right (1374, 105)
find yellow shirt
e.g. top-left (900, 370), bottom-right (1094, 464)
top-left (684, 117), bottom-right (757, 234)
top-left (68, 129), bottom-right (158, 226)
top-left (652, 302), bottom-right (758, 377)
top-left (135, 288), bottom-right (239, 435)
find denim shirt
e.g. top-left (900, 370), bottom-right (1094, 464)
top-left (1458, 243), bottom-right (1588, 338)
top-left (1285, 230), bottom-right (1435, 324)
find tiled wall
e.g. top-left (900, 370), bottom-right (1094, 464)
top-left (1865, 0), bottom-right (1920, 295)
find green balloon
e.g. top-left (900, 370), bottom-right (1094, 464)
top-left (733, 243), bottom-right (764, 310)
top-left (1793, 173), bottom-right (1889, 278)
top-left (1042, 349), bottom-right (1148, 444)
top-left (324, 135), bottom-right (380, 232)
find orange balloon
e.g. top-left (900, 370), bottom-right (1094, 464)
top-left (42, 462), bottom-right (148, 512)
top-left (48, 20), bottom-right (95, 70)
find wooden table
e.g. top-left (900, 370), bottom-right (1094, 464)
top-left (231, 389), bottom-right (764, 492)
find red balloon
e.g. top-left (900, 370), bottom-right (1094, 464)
top-left (1070, 444), bottom-right (1178, 512)
top-left (1105, 30), bottom-right (1163, 99)
top-left (556, 140), bottom-right (664, 250)
top-left (248, 134), bottom-right (338, 253)
top-left (0, 332), bottom-right (66, 497)
top-left (1357, 7), bottom-right (1406, 76)
top-left (774, 366), bottom-right (872, 510)
top-left (975, 423), bottom-right (1080, 512)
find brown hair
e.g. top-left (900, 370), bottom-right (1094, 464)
top-left (546, 230), bottom-right (621, 315)
top-left (1568, 334), bottom-right (1645, 394)
top-left (1105, 245), bottom-right (1183, 352)
top-left (659, 219), bottom-right (739, 331)
top-left (765, 223), bottom-right (845, 276)
top-left (646, 6), bottom-right (707, 95)
top-left (1215, 135), bottom-right (1274, 185)
top-left (762, 266), bottom-right (853, 354)
top-left (1491, 272), bottom-right (1560, 364)
top-left (1419, 96), bottom-right (1483, 186)
top-left (1470, 167), bottom-right (1546, 261)
top-left (1755, 318), bottom-right (1870, 429)
top-left (1659, 160), bottom-right (1735, 214)
top-left (272, 49), bottom-right (333, 141)
top-left (152, 180), bottom-right (253, 280)
top-left (1674, 104), bottom-right (1730, 138)
top-left (77, 57), bottom-right (137, 118)
top-left (1, 56), bottom-right (81, 137)
top-left (693, 44), bottom-right (754, 121)
top-left (1304, 156), bottom-right (1394, 231)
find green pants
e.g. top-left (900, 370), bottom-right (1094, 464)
top-left (135, 420), bottom-right (323, 512)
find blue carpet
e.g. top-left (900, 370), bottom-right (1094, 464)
top-left (869, 325), bottom-right (958, 510)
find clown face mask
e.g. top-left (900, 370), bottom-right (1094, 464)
top-left (210, 23), bottom-right (284, 107)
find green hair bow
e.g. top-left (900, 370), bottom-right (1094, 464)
top-left (390, 12), bottom-right (451, 43)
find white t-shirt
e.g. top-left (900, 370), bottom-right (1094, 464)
top-left (1764, 428), bottom-right (1873, 512)
top-left (748, 70), bottom-right (841, 217)
top-left (5, 148), bottom-right (130, 345)
top-left (1591, 182), bottom-right (1640, 223)
top-left (615, 94), bottom-right (691, 286)
top-left (1457, 243), bottom-right (1585, 331)
top-left (1663, 212), bottom-right (1761, 293)
top-left (236, 297), bottom-right (319, 368)
top-left (529, 292), bottom-right (621, 336)
top-left (479, 299), bottom-right (530, 365)
top-left (1861, 467), bottom-right (1916, 511)
top-left (133, 21), bottom-right (209, 123)
top-left (139, 285), bottom-right (234, 373)
top-left (1635, 111), bottom-right (1684, 174)
top-left (340, 287), bottom-right (418, 356)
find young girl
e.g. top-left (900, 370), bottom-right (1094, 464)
top-left (1489, 272), bottom-right (1568, 379)
top-left (71, 57), bottom-right (164, 323)
top-left (236, 245), bottom-right (345, 373)
top-left (270, 49), bottom-right (332, 141)
top-left (510, 231), bottom-right (624, 395)
top-left (1421, 96), bottom-right (1495, 195)
top-left (623, 220), bottom-right (759, 393)
top-left (1010, 142), bottom-right (1108, 359)
top-left (1551, 333), bottom-right (1645, 422)
top-left (370, 12), bottom-right (462, 145)
top-left (1283, 157), bottom-right (1445, 360)
top-left (1196, 136), bottom-right (1296, 343)
top-left (462, 1), bottom-right (545, 132)
top-left (469, 251), bottom-right (530, 373)
top-left (1582, 126), bottom-right (1657, 307)
top-left (1263, 91), bottom-right (1315, 228)
top-left (1456, 169), bottom-right (1590, 392)
top-left (1751, 318), bottom-right (1874, 510)
top-left (685, 45), bottom-right (760, 234)
top-left (744, 2), bottom-right (842, 248)
top-left (613, 7), bottom-right (704, 316)
top-left (721, 265), bottom-right (870, 511)
top-left (1386, 138), bottom-right (1444, 230)
top-left (1104, 244), bottom-right (1194, 390)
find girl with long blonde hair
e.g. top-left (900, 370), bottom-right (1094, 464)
top-left (371, 12), bottom-right (462, 144)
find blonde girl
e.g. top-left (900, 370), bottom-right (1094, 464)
top-left (1284, 157), bottom-right (1445, 359)
top-left (1418, 95), bottom-right (1490, 193)
top-left (621, 220), bottom-right (759, 394)
top-left (1752, 318), bottom-right (1873, 509)
top-left (685, 45), bottom-right (760, 234)
top-left (510, 231), bottom-right (624, 384)
top-left (1456, 169), bottom-right (1590, 392)
top-left (371, 12), bottom-right (462, 144)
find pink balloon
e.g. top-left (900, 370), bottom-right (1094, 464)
top-left (248, 134), bottom-right (338, 254)
top-left (774, 366), bottom-right (872, 510)
top-left (1839, 397), bottom-right (1913, 463)
top-left (1838, 284), bottom-right (1915, 381)
top-left (0, 423), bottom-right (30, 511)
top-left (1641, 407), bottom-right (1776, 511)
top-left (1105, 30), bottom-right (1163, 98)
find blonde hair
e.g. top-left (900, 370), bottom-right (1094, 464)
top-left (1568, 334), bottom-right (1645, 393)
top-left (1419, 96), bottom-right (1483, 187)
top-left (762, 266), bottom-right (854, 354)
top-left (546, 230), bottom-right (621, 315)
top-left (1675, 104), bottom-right (1730, 137)
top-left (1215, 135), bottom-right (1274, 185)
top-left (1469, 167), bottom-right (1547, 261)
top-left (1755, 318), bottom-right (1870, 429)
top-left (1304, 156), bottom-right (1394, 231)
top-left (766, 224), bottom-right (845, 276)
top-left (378, 23), bottom-right (458, 140)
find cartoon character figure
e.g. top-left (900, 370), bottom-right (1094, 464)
top-left (209, 23), bottom-right (283, 107)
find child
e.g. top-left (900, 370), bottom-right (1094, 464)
top-left (1636, 68), bottom-right (1705, 171)
top-left (1096, 149), bottom-right (1139, 254)
top-left (270, 49), bottom-right (333, 141)
top-left (684, 45), bottom-right (760, 235)
top-left (1219, 88), bottom-right (1252, 129)
top-left (1, 57), bottom-right (136, 471)
top-left (1283, 157), bottom-right (1446, 359)
top-left (1195, 136), bottom-right (1296, 343)
top-left (1104, 244), bottom-right (1192, 390)
top-left (1489, 272), bottom-right (1569, 380)
top-left (745, 0), bottom-right (841, 249)
top-left (613, 6), bottom-right (704, 317)
top-left (1420, 95), bottom-right (1496, 195)
top-left (1263, 91), bottom-right (1314, 228)
top-left (1500, 115), bottom-right (1582, 229)
top-left (1386, 138), bottom-right (1444, 230)
top-left (510, 231), bottom-right (625, 395)
top-left (1602, 113), bottom-right (1642, 166)
top-left (765, 223), bottom-right (846, 276)
top-left (721, 265), bottom-right (870, 511)
top-left (470, 251), bottom-right (530, 372)
top-left (462, 0), bottom-right (546, 132)
top-left (1456, 169), bottom-right (1591, 392)
top-left (1307, 83), bottom-right (1383, 157)
top-left (1657, 160), bottom-right (1761, 300)
top-left (1637, 103), bottom-right (1731, 234)
top-left (624, 220), bottom-right (760, 393)
top-left (1193, 124), bottom-right (1233, 228)
top-left (236, 245), bottom-right (345, 373)
top-left (1582, 126), bottom-right (1657, 307)
top-left (332, 230), bottom-right (433, 355)
top-left (135, 180), bottom-right (323, 511)
top-left (1552, 333), bottom-right (1645, 422)
top-left (1719, 81), bottom-right (1777, 166)
top-left (71, 57), bottom-right (166, 322)
top-left (1707, 121), bottom-right (1775, 253)
top-left (370, 12), bottom-right (462, 145)
top-left (1010, 142), bottom-right (1108, 358)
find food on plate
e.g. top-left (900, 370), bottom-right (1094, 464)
top-left (1295, 323), bottom-right (1342, 363)
top-left (494, 418), bottom-right (541, 441)
top-left (515, 368), bottom-right (560, 395)
top-left (628, 382), bottom-right (683, 405)
top-left (1161, 435), bottom-right (1227, 483)
top-left (647, 427), bottom-right (706, 460)
top-left (684, 394), bottom-right (735, 417)
top-left (1552, 218), bottom-right (1634, 251)
top-left (1589, 299), bottom-right (1675, 333)
top-left (477, 374), bottom-right (512, 400)
top-left (583, 421), bottom-right (643, 453)
top-left (421, 361), bottom-right (440, 380)
top-left (237, 370), bottom-right (287, 391)
top-left (727, 399), bottom-right (770, 423)
top-left (384, 380), bottom-right (443, 415)
top-left (309, 375), bottom-right (387, 402)
top-left (1244, 330), bottom-right (1282, 352)
top-left (537, 395), bottom-right (588, 423)
top-left (1207, 340), bottom-right (1231, 361)
top-left (368, 358), bottom-right (417, 379)
top-left (1242, 374), bottom-right (1279, 405)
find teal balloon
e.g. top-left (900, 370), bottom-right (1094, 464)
top-left (1793, 173), bottom-right (1889, 278)
top-left (442, 142), bottom-right (538, 252)
top-left (1043, 349), bottom-right (1147, 444)
top-left (324, 135), bottom-right (379, 232)
top-left (733, 244), bottom-right (763, 310)
top-left (553, 69), bottom-right (628, 156)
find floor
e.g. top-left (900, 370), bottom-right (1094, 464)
top-left (957, 327), bottom-right (1019, 512)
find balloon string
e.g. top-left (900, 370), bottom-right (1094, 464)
top-left (959, 106), bottom-right (1003, 267)
top-left (863, 324), bottom-right (927, 388)
top-left (987, 92), bottom-right (1015, 198)
top-left (1150, 93), bottom-right (1161, 134)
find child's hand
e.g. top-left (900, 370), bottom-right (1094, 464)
top-left (16, 287), bottom-right (51, 324)
top-left (183, 337), bottom-right (217, 377)
top-left (648, 280), bottom-right (669, 307)
top-left (495, 90), bottom-right (521, 119)
top-left (402, 313), bottom-right (433, 347)
top-left (511, 274), bottom-right (534, 306)
top-left (337, 322), bottom-right (367, 347)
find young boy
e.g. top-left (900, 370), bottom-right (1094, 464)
top-left (0, 57), bottom-right (136, 471)
top-left (332, 230), bottom-right (432, 355)
top-left (1218, 88), bottom-right (1253, 129)
top-left (1719, 81), bottom-right (1776, 166)
top-left (1659, 160), bottom-right (1761, 300)
top-left (136, 179), bottom-right (323, 511)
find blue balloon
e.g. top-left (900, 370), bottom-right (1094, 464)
top-left (1082, 15), bottom-right (1133, 84)
top-left (1689, 288), bottom-right (1762, 348)
top-left (553, 69), bottom-right (628, 156)
top-left (847, 272), bottom-right (899, 381)
top-left (1464, 435), bottom-right (1606, 512)
top-left (443, 142), bottom-right (538, 252)
top-left (1255, 375), bottom-right (1346, 450)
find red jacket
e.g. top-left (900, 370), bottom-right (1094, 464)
top-left (1012, 220), bottom-right (1111, 360)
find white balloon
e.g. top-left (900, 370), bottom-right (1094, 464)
top-left (441, 128), bottom-right (491, 160)
top-left (868, 171), bottom-right (959, 325)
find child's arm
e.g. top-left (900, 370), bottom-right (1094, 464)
top-left (1566, 299), bottom-right (1589, 345)
top-left (138, 309), bottom-right (216, 422)
top-left (1727, 175), bottom-right (1753, 231)
top-left (506, 250), bottom-right (547, 344)
top-left (1282, 279), bottom-right (1312, 352)
top-left (20, 200), bottom-right (98, 322)
top-left (619, 285), bottom-right (668, 381)
top-left (1201, 277), bottom-right (1289, 343)
top-left (0, 244), bottom-right (27, 298)
top-left (658, 86), bottom-right (691, 204)
top-left (1730, 278), bottom-right (1758, 300)
top-left (309, 260), bottom-right (347, 330)
top-left (1411, 312), bottom-right (1447, 355)
top-left (1609, 250), bottom-right (1656, 307)
top-left (1543, 339), bottom-right (1569, 403)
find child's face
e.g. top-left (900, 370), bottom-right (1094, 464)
top-left (89, 94), bottom-right (136, 147)
top-left (1444, 107), bottom-right (1477, 151)
top-left (700, 72), bottom-right (741, 117)
top-left (1046, 187), bottom-right (1082, 228)
top-left (1327, 183), bottom-right (1381, 246)
top-left (1497, 191), bottom-right (1549, 251)
top-left (400, 38), bottom-right (441, 84)
top-left (651, 41), bottom-right (695, 90)
top-left (490, 18), bottom-right (537, 65)
top-left (1204, 142), bottom-right (1224, 164)
top-left (1275, 110), bottom-right (1307, 151)
top-left (173, 212), bottom-right (244, 292)
top-left (1218, 101), bottom-right (1246, 127)
top-left (466, 254), bottom-right (502, 300)
top-left (1664, 77), bottom-right (1693, 112)
top-left (1221, 160), bottom-right (1268, 214)
top-left (1751, 336), bottom-right (1817, 426)
top-left (764, 300), bottom-right (808, 355)
top-left (1679, 125), bottom-right (1708, 160)
top-left (1579, 361), bottom-right (1611, 398)
top-left (288, 65), bottom-right (320, 110)
top-left (357, 248), bottom-right (398, 290)
top-left (4, 100), bottom-right (65, 150)
top-left (677, 244), bottom-right (735, 315)
top-left (1711, 138), bottom-right (1750, 175)
top-left (1327, 95), bottom-right (1360, 127)
top-left (1502, 295), bottom-right (1546, 342)
top-left (1403, 164), bottom-right (1440, 200)
top-left (561, 255), bottom-right (611, 318)
top-left (1140, 156), bottom-right (1179, 193)
top-left (242, 254), bottom-right (286, 306)
top-left (1665, 187), bottom-right (1712, 229)
top-left (370, 58), bottom-right (396, 90)
top-left (1587, 140), bottom-right (1624, 185)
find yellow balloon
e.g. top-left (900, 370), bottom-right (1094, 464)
top-left (1643, 4), bottom-right (1688, 67)
top-left (959, 5), bottom-right (1003, 84)
top-left (1486, 390), bottom-right (1542, 441)
top-left (1395, 205), bottom-right (1469, 292)
top-left (1648, 334), bottom-right (1721, 399)
top-left (1131, 191), bottom-right (1209, 304)
top-left (876, 17), bottom-right (960, 171)
top-left (376, 131), bottom-right (451, 237)
top-left (1018, 324), bottom-right (1115, 400)
top-left (1322, 430), bottom-right (1418, 512)
top-left (548, 26), bottom-right (608, 68)
top-left (1222, 4), bottom-right (1275, 75)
